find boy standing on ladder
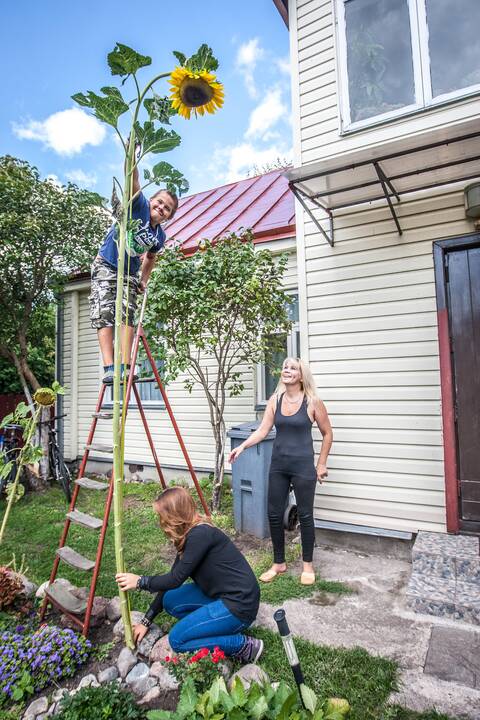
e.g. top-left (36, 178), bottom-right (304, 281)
top-left (89, 162), bottom-right (178, 383)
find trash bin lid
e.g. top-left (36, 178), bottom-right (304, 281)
top-left (227, 420), bottom-right (276, 439)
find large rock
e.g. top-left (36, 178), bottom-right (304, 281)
top-left (35, 578), bottom-right (73, 599)
top-left (117, 646), bottom-right (137, 678)
top-left (150, 634), bottom-right (175, 663)
top-left (126, 663), bottom-right (156, 696)
top-left (18, 574), bottom-right (37, 599)
top-left (149, 662), bottom-right (179, 691)
top-left (98, 666), bottom-right (119, 684)
top-left (24, 696), bottom-right (48, 719)
top-left (89, 596), bottom-right (109, 627)
top-left (52, 688), bottom-right (68, 704)
top-left (113, 611), bottom-right (144, 639)
top-left (106, 596), bottom-right (122, 622)
top-left (138, 685), bottom-right (161, 704)
top-left (78, 673), bottom-right (99, 689)
top-left (228, 664), bottom-right (269, 690)
top-left (136, 623), bottom-right (163, 658)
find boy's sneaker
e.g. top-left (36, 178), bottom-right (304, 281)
top-left (102, 370), bottom-right (114, 384)
top-left (235, 636), bottom-right (264, 664)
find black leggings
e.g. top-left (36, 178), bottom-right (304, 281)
top-left (268, 454), bottom-right (317, 563)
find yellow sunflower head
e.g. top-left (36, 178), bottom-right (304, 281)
top-left (33, 388), bottom-right (56, 407)
top-left (169, 67), bottom-right (224, 120)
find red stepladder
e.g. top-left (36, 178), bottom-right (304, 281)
top-left (40, 292), bottom-right (210, 637)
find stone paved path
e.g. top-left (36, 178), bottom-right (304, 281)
top-left (255, 545), bottom-right (480, 719)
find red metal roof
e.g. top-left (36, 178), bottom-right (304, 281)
top-left (164, 168), bottom-right (295, 254)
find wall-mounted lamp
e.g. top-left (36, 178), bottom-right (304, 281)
top-left (464, 182), bottom-right (480, 220)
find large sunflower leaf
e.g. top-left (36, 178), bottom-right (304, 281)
top-left (135, 121), bottom-right (181, 155)
top-left (72, 88), bottom-right (129, 128)
top-left (187, 44), bottom-right (219, 73)
top-left (108, 42), bottom-right (152, 76)
top-left (144, 162), bottom-right (189, 196)
top-left (173, 50), bottom-right (187, 66)
top-left (144, 94), bottom-right (177, 125)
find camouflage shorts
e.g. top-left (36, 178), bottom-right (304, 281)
top-left (89, 257), bottom-right (139, 329)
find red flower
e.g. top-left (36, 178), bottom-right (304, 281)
top-left (165, 656), bottom-right (170, 662)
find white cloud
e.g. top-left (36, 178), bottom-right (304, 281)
top-left (276, 56), bottom-right (291, 75)
top-left (236, 37), bottom-right (265, 98)
top-left (245, 88), bottom-right (288, 140)
top-left (13, 107), bottom-right (106, 156)
top-left (208, 141), bottom-right (292, 185)
top-left (65, 169), bottom-right (98, 187)
top-left (46, 174), bottom-right (62, 188)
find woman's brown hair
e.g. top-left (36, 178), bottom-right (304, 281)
top-left (153, 486), bottom-right (211, 552)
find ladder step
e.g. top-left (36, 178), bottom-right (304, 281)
top-left (56, 546), bottom-right (95, 571)
top-left (76, 477), bottom-right (110, 491)
top-left (45, 581), bottom-right (87, 614)
top-left (85, 443), bottom-right (113, 454)
top-left (67, 510), bottom-right (103, 530)
top-left (92, 411), bottom-right (114, 419)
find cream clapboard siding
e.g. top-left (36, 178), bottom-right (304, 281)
top-left (62, 245), bottom-right (297, 472)
top-left (302, 186), bottom-right (475, 534)
top-left (292, 0), bottom-right (480, 165)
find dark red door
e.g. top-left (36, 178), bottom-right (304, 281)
top-left (446, 245), bottom-right (480, 523)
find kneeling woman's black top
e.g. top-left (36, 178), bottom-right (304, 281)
top-left (140, 523), bottom-right (260, 625)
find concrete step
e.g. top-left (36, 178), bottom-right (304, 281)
top-left (67, 510), bottom-right (103, 530)
top-left (76, 477), bottom-right (110, 491)
top-left (406, 573), bottom-right (480, 625)
top-left (412, 531), bottom-right (480, 585)
top-left (56, 546), bottom-right (95, 571)
top-left (45, 581), bottom-right (87, 615)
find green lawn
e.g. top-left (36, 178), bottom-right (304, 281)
top-left (0, 484), bottom-right (459, 720)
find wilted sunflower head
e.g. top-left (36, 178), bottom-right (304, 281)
top-left (169, 67), bottom-right (224, 120)
top-left (34, 388), bottom-right (56, 407)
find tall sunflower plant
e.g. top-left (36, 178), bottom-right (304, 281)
top-left (72, 43), bottom-right (223, 648)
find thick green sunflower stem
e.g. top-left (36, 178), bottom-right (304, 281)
top-left (0, 406), bottom-right (41, 544)
top-left (112, 135), bottom-right (136, 649)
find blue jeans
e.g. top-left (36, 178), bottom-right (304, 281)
top-left (164, 583), bottom-right (249, 656)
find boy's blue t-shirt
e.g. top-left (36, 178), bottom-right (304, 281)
top-left (98, 192), bottom-right (166, 275)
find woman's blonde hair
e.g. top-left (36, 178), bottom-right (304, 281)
top-left (153, 486), bottom-right (211, 552)
top-left (274, 357), bottom-right (318, 405)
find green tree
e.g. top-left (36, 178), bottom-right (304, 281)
top-left (0, 155), bottom-right (108, 399)
top-left (143, 232), bottom-right (292, 510)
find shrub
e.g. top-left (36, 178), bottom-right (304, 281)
top-left (0, 625), bottom-right (90, 705)
top-left (163, 646), bottom-right (226, 693)
top-left (56, 682), bottom-right (148, 720)
top-left (147, 675), bottom-right (351, 720)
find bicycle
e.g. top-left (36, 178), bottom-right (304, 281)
top-left (42, 414), bottom-right (72, 503)
top-left (0, 424), bottom-right (26, 496)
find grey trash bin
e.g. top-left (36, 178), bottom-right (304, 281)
top-left (227, 421), bottom-right (297, 539)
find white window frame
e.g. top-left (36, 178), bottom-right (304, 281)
top-left (256, 292), bottom-right (300, 408)
top-left (103, 357), bottom-right (165, 409)
top-left (335, 0), bottom-right (480, 132)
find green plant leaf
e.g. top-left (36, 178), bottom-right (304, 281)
top-left (144, 162), bottom-right (189, 196)
top-left (300, 684), bottom-right (318, 714)
top-left (144, 94), bottom-right (177, 125)
top-left (147, 712), bottom-right (174, 720)
top-left (250, 695), bottom-right (269, 720)
top-left (52, 380), bottom-right (65, 395)
top-left (134, 121), bottom-right (181, 156)
top-left (176, 676), bottom-right (198, 719)
top-left (186, 44), bottom-right (219, 73)
top-left (108, 43), bottom-right (152, 76)
top-left (276, 690), bottom-right (299, 720)
top-left (173, 50), bottom-right (187, 66)
top-left (0, 412), bottom-right (14, 427)
top-left (229, 677), bottom-right (248, 708)
top-left (72, 89), bottom-right (129, 128)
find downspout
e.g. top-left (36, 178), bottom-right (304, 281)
top-left (55, 294), bottom-right (64, 454)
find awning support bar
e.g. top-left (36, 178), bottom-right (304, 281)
top-left (290, 183), bottom-right (334, 246)
top-left (373, 162), bottom-right (403, 236)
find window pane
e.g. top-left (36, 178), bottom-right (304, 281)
top-left (286, 293), bottom-right (299, 323)
top-left (426, 0), bottom-right (480, 97)
top-left (264, 335), bottom-right (288, 399)
top-left (137, 359), bottom-right (163, 402)
top-left (345, 0), bottom-right (415, 123)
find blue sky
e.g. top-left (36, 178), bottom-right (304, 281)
top-left (1, 0), bottom-right (291, 198)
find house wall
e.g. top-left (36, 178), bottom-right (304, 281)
top-left (61, 240), bottom-right (297, 475)
top-left (288, 0), bottom-right (479, 533)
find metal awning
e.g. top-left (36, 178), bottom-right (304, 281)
top-left (287, 117), bottom-right (480, 246)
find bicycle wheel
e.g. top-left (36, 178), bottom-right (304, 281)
top-left (53, 450), bottom-right (72, 502)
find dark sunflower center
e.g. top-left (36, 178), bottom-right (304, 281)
top-left (180, 78), bottom-right (214, 107)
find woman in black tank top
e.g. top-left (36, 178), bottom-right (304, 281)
top-left (228, 357), bottom-right (332, 585)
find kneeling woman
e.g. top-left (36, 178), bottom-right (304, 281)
top-left (115, 486), bottom-right (262, 662)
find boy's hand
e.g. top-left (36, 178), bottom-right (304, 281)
top-left (138, 280), bottom-right (146, 293)
top-left (115, 572), bottom-right (141, 591)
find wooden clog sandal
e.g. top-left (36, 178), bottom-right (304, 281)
top-left (300, 571), bottom-right (316, 586)
top-left (259, 567), bottom-right (287, 583)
